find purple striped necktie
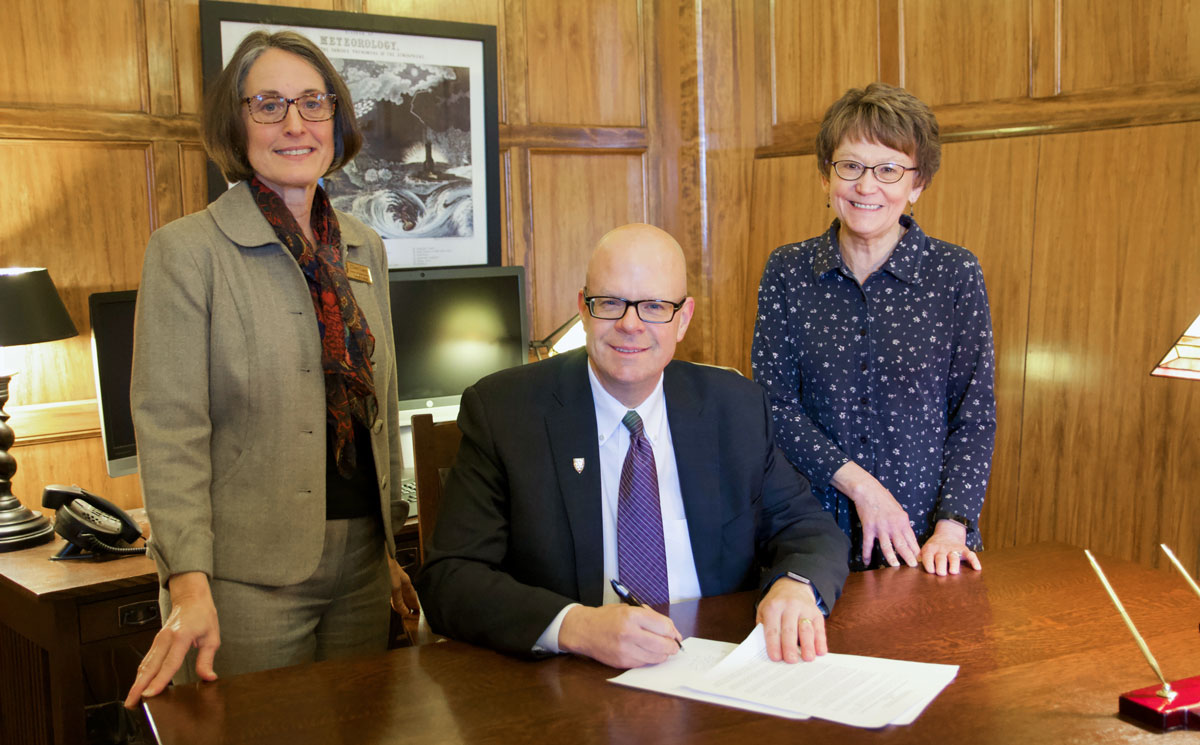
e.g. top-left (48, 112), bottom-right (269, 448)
top-left (617, 410), bottom-right (669, 606)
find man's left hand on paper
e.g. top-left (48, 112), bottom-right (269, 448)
top-left (757, 576), bottom-right (826, 663)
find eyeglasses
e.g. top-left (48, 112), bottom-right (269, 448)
top-left (583, 295), bottom-right (686, 324)
top-left (243, 93), bottom-right (337, 124)
top-left (827, 159), bottom-right (918, 184)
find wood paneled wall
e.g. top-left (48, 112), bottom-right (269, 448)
top-left (1, 0), bottom-right (678, 514)
top-left (733, 0), bottom-right (1200, 577)
top-left (3, 0), bottom-right (1197, 581)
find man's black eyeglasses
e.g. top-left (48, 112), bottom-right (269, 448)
top-left (583, 295), bottom-right (686, 323)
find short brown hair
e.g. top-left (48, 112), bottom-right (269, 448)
top-left (815, 82), bottom-right (940, 188)
top-left (202, 31), bottom-right (362, 183)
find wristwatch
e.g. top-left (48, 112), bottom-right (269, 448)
top-left (933, 510), bottom-right (972, 530)
top-left (785, 571), bottom-right (813, 586)
top-left (781, 572), bottom-right (828, 616)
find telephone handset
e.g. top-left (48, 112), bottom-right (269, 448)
top-left (42, 485), bottom-right (147, 559)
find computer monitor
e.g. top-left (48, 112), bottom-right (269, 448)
top-left (86, 271), bottom-right (527, 479)
top-left (89, 290), bottom-right (138, 478)
top-left (388, 265), bottom-right (528, 432)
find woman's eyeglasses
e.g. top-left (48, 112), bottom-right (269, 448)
top-left (243, 93), bottom-right (337, 124)
top-left (827, 159), bottom-right (918, 184)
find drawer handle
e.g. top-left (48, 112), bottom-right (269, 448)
top-left (118, 600), bottom-right (161, 628)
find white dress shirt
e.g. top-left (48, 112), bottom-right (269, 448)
top-left (534, 364), bottom-right (701, 652)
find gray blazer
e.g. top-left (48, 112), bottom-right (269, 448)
top-left (132, 182), bottom-right (402, 587)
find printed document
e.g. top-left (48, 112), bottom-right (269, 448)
top-left (610, 625), bottom-right (957, 728)
top-left (609, 638), bottom-right (809, 719)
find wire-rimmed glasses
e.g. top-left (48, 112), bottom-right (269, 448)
top-left (827, 159), bottom-right (918, 184)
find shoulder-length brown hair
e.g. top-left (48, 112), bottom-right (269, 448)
top-left (815, 82), bottom-right (940, 189)
top-left (202, 30), bottom-right (362, 183)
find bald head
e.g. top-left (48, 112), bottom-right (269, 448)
top-left (577, 223), bottom-right (695, 408)
top-left (585, 223), bottom-right (688, 300)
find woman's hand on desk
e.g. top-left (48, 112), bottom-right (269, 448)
top-left (123, 571), bottom-right (220, 708)
top-left (558, 604), bottom-right (682, 668)
top-left (388, 554), bottom-right (420, 615)
top-left (918, 520), bottom-right (982, 575)
top-left (833, 462), bottom-right (920, 568)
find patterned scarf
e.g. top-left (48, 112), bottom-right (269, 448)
top-left (250, 177), bottom-right (378, 478)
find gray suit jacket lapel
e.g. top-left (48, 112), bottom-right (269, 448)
top-left (207, 182), bottom-right (278, 249)
top-left (207, 181), bottom-right (374, 257)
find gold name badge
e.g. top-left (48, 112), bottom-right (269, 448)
top-left (345, 262), bottom-right (372, 284)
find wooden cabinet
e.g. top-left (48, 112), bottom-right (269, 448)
top-left (0, 539), bottom-right (158, 745)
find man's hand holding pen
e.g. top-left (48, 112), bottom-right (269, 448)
top-left (557, 602), bottom-right (684, 668)
top-left (609, 578), bottom-right (684, 651)
top-left (555, 575), bottom-right (825, 668)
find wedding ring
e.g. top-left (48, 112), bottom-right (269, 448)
top-left (799, 617), bottom-right (813, 625)
top-left (950, 551), bottom-right (962, 558)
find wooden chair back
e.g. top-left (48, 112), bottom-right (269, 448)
top-left (410, 413), bottom-right (463, 565)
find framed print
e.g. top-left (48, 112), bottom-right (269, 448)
top-left (200, 1), bottom-right (501, 268)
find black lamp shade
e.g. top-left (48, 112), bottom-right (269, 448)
top-left (0, 268), bottom-right (78, 346)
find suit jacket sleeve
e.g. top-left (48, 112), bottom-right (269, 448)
top-left (415, 384), bottom-right (576, 657)
top-left (132, 220), bottom-right (216, 587)
top-left (751, 384), bottom-right (851, 610)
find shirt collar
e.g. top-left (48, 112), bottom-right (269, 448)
top-left (812, 225), bottom-right (843, 279)
top-left (812, 215), bottom-right (927, 285)
top-left (586, 362), bottom-right (667, 447)
top-left (886, 215), bottom-right (925, 284)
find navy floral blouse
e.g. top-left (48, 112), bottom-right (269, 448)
top-left (752, 216), bottom-right (995, 564)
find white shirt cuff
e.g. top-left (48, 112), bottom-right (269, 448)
top-left (532, 602), bottom-right (580, 654)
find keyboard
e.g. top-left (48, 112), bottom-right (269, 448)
top-left (401, 478), bottom-right (418, 509)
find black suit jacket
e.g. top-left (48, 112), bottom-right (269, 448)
top-left (416, 349), bottom-right (850, 656)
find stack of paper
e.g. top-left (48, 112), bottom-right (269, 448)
top-left (610, 625), bottom-right (957, 728)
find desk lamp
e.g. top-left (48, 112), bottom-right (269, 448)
top-left (1150, 311), bottom-right (1200, 381)
top-left (0, 268), bottom-right (78, 552)
top-left (530, 314), bottom-right (586, 360)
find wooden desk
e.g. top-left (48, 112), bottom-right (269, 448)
top-left (143, 543), bottom-right (1200, 744)
top-left (0, 538), bottom-right (158, 745)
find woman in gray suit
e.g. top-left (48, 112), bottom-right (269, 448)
top-left (124, 30), bottom-right (418, 706)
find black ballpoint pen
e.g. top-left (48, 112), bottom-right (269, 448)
top-left (610, 578), bottom-right (684, 651)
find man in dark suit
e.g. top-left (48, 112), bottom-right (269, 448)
top-left (417, 224), bottom-right (849, 668)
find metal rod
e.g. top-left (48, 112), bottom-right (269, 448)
top-left (1160, 544), bottom-right (1200, 599)
top-left (1083, 550), bottom-right (1176, 700)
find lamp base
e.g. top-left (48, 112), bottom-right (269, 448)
top-left (0, 371), bottom-right (56, 552)
top-left (0, 488), bottom-right (55, 552)
top-left (1119, 675), bottom-right (1200, 731)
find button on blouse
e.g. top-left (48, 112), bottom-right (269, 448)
top-left (751, 216), bottom-right (996, 553)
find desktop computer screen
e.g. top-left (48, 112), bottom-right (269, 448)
top-left (89, 290), bottom-right (138, 478)
top-left (86, 269), bottom-right (527, 480)
top-left (387, 265), bottom-right (528, 427)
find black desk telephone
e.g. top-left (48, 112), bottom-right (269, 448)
top-left (42, 485), bottom-right (147, 559)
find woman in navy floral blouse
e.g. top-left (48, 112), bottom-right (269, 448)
top-left (752, 83), bottom-right (996, 576)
